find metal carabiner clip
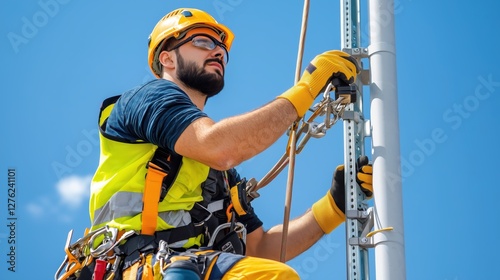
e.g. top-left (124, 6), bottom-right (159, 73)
top-left (206, 222), bottom-right (247, 248)
top-left (89, 226), bottom-right (118, 258)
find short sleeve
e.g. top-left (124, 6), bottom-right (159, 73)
top-left (105, 79), bottom-right (208, 152)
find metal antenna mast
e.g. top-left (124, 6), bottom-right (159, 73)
top-left (340, 0), bottom-right (406, 279)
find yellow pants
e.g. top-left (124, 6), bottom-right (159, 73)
top-left (123, 250), bottom-right (300, 280)
top-left (219, 255), bottom-right (300, 280)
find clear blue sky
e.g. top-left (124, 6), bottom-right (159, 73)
top-left (1, 0), bottom-right (499, 279)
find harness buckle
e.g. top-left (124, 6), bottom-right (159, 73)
top-left (191, 203), bottom-right (214, 227)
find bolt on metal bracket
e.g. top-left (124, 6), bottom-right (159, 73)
top-left (347, 207), bottom-right (375, 248)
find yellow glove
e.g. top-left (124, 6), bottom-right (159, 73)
top-left (312, 156), bottom-right (373, 234)
top-left (279, 50), bottom-right (359, 117)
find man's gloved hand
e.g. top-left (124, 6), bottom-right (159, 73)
top-left (279, 50), bottom-right (360, 117)
top-left (329, 156), bottom-right (373, 213)
top-left (312, 156), bottom-right (373, 234)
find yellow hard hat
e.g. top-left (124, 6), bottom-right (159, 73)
top-left (148, 8), bottom-right (235, 78)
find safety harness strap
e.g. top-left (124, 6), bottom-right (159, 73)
top-left (97, 95), bottom-right (183, 236)
top-left (118, 226), bottom-right (206, 270)
top-left (142, 148), bottom-right (182, 235)
top-left (142, 162), bottom-right (167, 235)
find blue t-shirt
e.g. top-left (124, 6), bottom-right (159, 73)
top-left (105, 79), bottom-right (263, 233)
top-left (105, 79), bottom-right (208, 152)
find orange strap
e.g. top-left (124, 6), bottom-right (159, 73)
top-left (142, 162), bottom-right (167, 235)
top-left (226, 204), bottom-right (234, 223)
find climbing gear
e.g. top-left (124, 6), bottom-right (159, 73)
top-left (166, 33), bottom-right (229, 65)
top-left (254, 79), bottom-right (360, 254)
top-left (206, 222), bottom-right (246, 255)
top-left (278, 50), bottom-right (360, 117)
top-left (257, 80), bottom-right (355, 191)
top-left (118, 238), bottom-right (222, 280)
top-left (55, 226), bottom-right (121, 280)
top-left (55, 221), bottom-right (246, 280)
top-left (148, 8), bottom-right (234, 77)
top-left (55, 228), bottom-right (93, 280)
top-left (229, 178), bottom-right (253, 216)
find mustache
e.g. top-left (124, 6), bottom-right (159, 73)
top-left (205, 58), bottom-right (225, 72)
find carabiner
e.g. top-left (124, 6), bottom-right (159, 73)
top-left (89, 226), bottom-right (118, 257)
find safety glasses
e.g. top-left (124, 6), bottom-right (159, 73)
top-left (167, 33), bottom-right (229, 64)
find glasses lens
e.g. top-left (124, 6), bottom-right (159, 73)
top-left (192, 37), bottom-right (215, 50)
top-left (192, 36), bottom-right (229, 64)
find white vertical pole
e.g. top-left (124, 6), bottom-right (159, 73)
top-left (368, 0), bottom-right (406, 279)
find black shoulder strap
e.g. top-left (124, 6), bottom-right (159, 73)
top-left (152, 148), bottom-right (182, 202)
top-left (98, 95), bottom-right (121, 132)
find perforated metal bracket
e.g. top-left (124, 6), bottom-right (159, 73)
top-left (349, 236), bottom-right (375, 248)
top-left (342, 47), bottom-right (371, 86)
top-left (347, 207), bottom-right (375, 248)
top-left (342, 111), bottom-right (363, 123)
top-left (342, 47), bottom-right (369, 58)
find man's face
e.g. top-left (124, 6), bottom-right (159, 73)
top-left (174, 28), bottom-right (227, 98)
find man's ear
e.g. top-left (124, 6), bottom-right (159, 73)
top-left (159, 51), bottom-right (175, 70)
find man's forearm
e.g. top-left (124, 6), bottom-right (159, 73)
top-left (176, 98), bottom-right (299, 170)
top-left (247, 210), bottom-right (325, 262)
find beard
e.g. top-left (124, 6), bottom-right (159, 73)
top-left (176, 50), bottom-right (225, 98)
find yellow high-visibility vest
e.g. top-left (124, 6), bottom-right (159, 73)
top-left (89, 95), bottom-right (210, 248)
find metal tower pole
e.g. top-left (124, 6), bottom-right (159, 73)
top-left (368, 0), bottom-right (407, 279)
top-left (340, 0), bottom-right (371, 279)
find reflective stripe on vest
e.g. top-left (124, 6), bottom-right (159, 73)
top-left (92, 191), bottom-right (193, 230)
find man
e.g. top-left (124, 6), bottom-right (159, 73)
top-left (70, 7), bottom-right (372, 280)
